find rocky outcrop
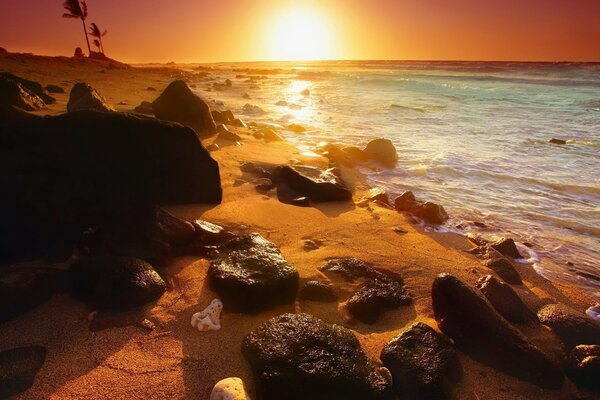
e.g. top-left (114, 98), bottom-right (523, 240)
top-left (0, 72), bottom-right (55, 104)
top-left (45, 84), bottom-right (65, 94)
top-left (69, 256), bottom-right (166, 310)
top-left (152, 80), bottom-right (216, 137)
top-left (0, 346), bottom-right (46, 398)
top-left (476, 275), bottom-right (536, 324)
top-left (431, 273), bottom-right (563, 388)
top-left (0, 74), bottom-right (45, 111)
top-left (208, 234), bottom-right (299, 313)
top-left (0, 110), bottom-right (222, 262)
top-left (364, 138), bottom-right (397, 166)
top-left (566, 344), bottom-right (600, 393)
top-left (276, 165), bottom-right (352, 202)
top-left (67, 82), bottom-right (114, 112)
top-left (394, 191), bottom-right (448, 224)
top-left (134, 100), bottom-right (154, 114)
top-left (380, 322), bottom-right (461, 400)
top-left (537, 304), bottom-right (600, 349)
top-left (242, 313), bottom-right (393, 400)
top-left (299, 281), bottom-right (338, 302)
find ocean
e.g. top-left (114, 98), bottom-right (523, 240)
top-left (196, 60), bottom-right (600, 301)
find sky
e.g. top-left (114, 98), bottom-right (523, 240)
top-left (1, 0), bottom-right (599, 63)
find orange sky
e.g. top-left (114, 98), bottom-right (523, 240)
top-left (1, 0), bottom-right (599, 63)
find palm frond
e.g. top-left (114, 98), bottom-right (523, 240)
top-left (89, 23), bottom-right (101, 37)
top-left (93, 39), bottom-right (101, 48)
top-left (62, 13), bottom-right (80, 19)
top-left (81, 1), bottom-right (88, 19)
top-left (102, 30), bottom-right (108, 37)
top-left (62, 0), bottom-right (82, 17)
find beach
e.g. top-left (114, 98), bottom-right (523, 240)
top-left (1, 52), bottom-right (599, 399)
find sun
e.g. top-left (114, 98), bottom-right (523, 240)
top-left (265, 7), bottom-right (334, 61)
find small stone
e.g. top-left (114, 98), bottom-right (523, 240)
top-left (303, 239), bottom-right (320, 251)
top-left (299, 281), bottom-right (338, 302)
top-left (210, 377), bottom-right (251, 400)
top-left (191, 299), bottom-right (223, 332)
top-left (548, 138), bottom-right (567, 145)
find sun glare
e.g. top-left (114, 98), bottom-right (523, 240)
top-left (266, 7), bottom-right (334, 61)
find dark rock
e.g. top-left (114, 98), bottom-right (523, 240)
top-left (134, 100), bottom-right (154, 114)
top-left (364, 138), bottom-right (397, 166)
top-left (0, 72), bottom-right (55, 104)
top-left (484, 257), bottom-right (522, 284)
top-left (0, 111), bottom-right (221, 262)
top-left (548, 138), bottom-right (567, 145)
top-left (152, 80), bottom-right (216, 136)
top-left (277, 165), bottom-right (352, 202)
top-left (0, 346), bottom-right (46, 398)
top-left (490, 237), bottom-right (522, 259)
top-left (216, 125), bottom-right (242, 142)
top-left (212, 110), bottom-right (235, 124)
top-left (191, 219), bottom-right (236, 245)
top-left (67, 82), bottom-right (114, 112)
top-left (208, 234), bottom-right (299, 313)
top-left (476, 275), bottom-right (536, 324)
top-left (432, 273), bottom-right (563, 388)
top-left (300, 281), bottom-right (338, 302)
top-left (231, 117), bottom-right (247, 128)
top-left (537, 304), bottom-right (600, 349)
top-left (253, 178), bottom-right (274, 192)
top-left (291, 196), bottom-right (310, 206)
top-left (0, 47), bottom-right (7, 54)
top-left (381, 322), bottom-right (461, 400)
top-left (242, 313), bottom-right (393, 400)
top-left (45, 84), bottom-right (65, 94)
top-left (319, 257), bottom-right (375, 282)
top-left (394, 191), bottom-right (448, 224)
top-left (68, 256), bottom-right (166, 310)
top-left (303, 239), bottom-right (320, 251)
top-left (73, 47), bottom-right (84, 57)
top-left (326, 145), bottom-right (356, 167)
top-left (366, 188), bottom-right (390, 206)
top-left (566, 345), bottom-right (600, 393)
top-left (146, 86), bottom-right (157, 91)
top-left (0, 74), bottom-right (45, 111)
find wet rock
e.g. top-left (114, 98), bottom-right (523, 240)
top-left (432, 273), bottom-right (563, 388)
top-left (216, 125), bottom-right (242, 142)
top-left (152, 80), bottom-right (216, 136)
top-left (243, 104), bottom-right (264, 114)
top-left (69, 256), bottom-right (166, 310)
top-left (365, 187), bottom-right (390, 206)
top-left (476, 275), bottom-right (536, 324)
top-left (0, 72), bottom-right (55, 104)
top-left (364, 138), bottom-right (397, 167)
top-left (537, 304), bottom-right (600, 349)
top-left (394, 191), bottom-right (448, 224)
top-left (0, 346), bottom-right (46, 398)
top-left (566, 344), bottom-right (600, 393)
top-left (277, 165), bottom-right (352, 202)
top-left (303, 239), bottom-right (320, 251)
top-left (208, 234), bottom-right (299, 313)
top-left (548, 138), bottom-right (567, 145)
top-left (380, 322), bottom-right (461, 400)
top-left (320, 257), bottom-right (376, 282)
top-left (300, 281), bottom-right (338, 302)
top-left (0, 74), bottom-right (45, 111)
top-left (257, 128), bottom-right (283, 142)
top-left (0, 111), bottom-right (221, 262)
top-left (147, 86), bottom-right (157, 91)
top-left (134, 100), bottom-right (154, 114)
top-left (291, 197), bottom-right (310, 206)
top-left (231, 117), bottom-right (247, 128)
top-left (242, 313), bottom-right (393, 400)
top-left (67, 82), bottom-right (114, 112)
top-left (490, 237), bottom-right (522, 259)
top-left (45, 84), bottom-right (65, 94)
top-left (286, 123), bottom-right (306, 133)
top-left (484, 256), bottom-right (522, 284)
top-left (212, 110), bottom-right (236, 124)
top-left (191, 219), bottom-right (236, 245)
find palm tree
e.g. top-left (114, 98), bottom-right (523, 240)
top-left (93, 39), bottom-right (101, 52)
top-left (88, 23), bottom-right (108, 54)
top-left (62, 0), bottom-right (91, 56)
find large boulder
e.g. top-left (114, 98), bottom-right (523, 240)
top-left (566, 344), bottom-right (600, 393)
top-left (0, 110), bottom-right (222, 262)
top-left (0, 346), bottom-right (46, 398)
top-left (68, 256), bottom-right (166, 310)
top-left (152, 80), bottom-right (216, 137)
top-left (394, 191), bottom-right (448, 224)
top-left (476, 275), bottom-right (536, 324)
top-left (242, 313), bottom-right (393, 400)
top-left (432, 273), bottom-right (563, 388)
top-left (0, 74), bottom-right (45, 111)
top-left (67, 82), bottom-right (114, 112)
top-left (277, 165), bottom-right (352, 202)
top-left (537, 304), bottom-right (600, 349)
top-left (380, 322), bottom-right (461, 400)
top-left (208, 234), bottom-right (299, 313)
top-left (0, 72), bottom-right (55, 104)
top-left (364, 138), bottom-right (397, 167)
top-left (484, 257), bottom-right (522, 284)
top-left (490, 237), bottom-right (523, 259)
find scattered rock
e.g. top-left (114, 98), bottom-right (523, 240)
top-left (291, 197), bottom-right (310, 206)
top-left (286, 123), bottom-right (306, 133)
top-left (537, 304), bottom-right (600, 349)
top-left (476, 275), bottom-right (536, 324)
top-left (210, 377), bottom-right (251, 400)
top-left (134, 100), bottom-right (154, 114)
top-left (432, 273), bottom-right (563, 388)
top-left (45, 84), bottom-right (65, 94)
top-left (191, 219), bottom-right (236, 245)
top-left (365, 187), bottom-right (390, 206)
top-left (242, 313), bottom-right (392, 400)
top-left (566, 345), bottom-right (600, 393)
top-left (243, 104), bottom-right (264, 114)
top-left (300, 88), bottom-right (310, 96)
top-left (0, 346), bottom-right (46, 398)
top-left (231, 118), bottom-right (247, 128)
top-left (303, 239), bottom-right (320, 251)
top-left (484, 257), bottom-right (522, 284)
top-left (0, 74), bottom-right (45, 111)
top-left (381, 322), bottom-right (461, 400)
top-left (147, 86), bottom-right (157, 91)
top-left (490, 237), bottom-right (522, 259)
top-left (0, 72), bottom-right (55, 104)
top-left (548, 138), bottom-right (567, 145)
top-left (216, 125), bottom-right (243, 142)
top-left (206, 143), bottom-right (219, 151)
top-left (242, 93), bottom-right (250, 99)
top-left (277, 165), bottom-right (352, 202)
top-left (257, 128), bottom-right (283, 142)
top-left (253, 178), bottom-right (274, 192)
top-left (152, 80), bottom-right (216, 136)
top-left (208, 234), bottom-right (299, 313)
top-left (394, 191), bottom-right (448, 224)
top-left (191, 298), bottom-right (223, 332)
top-left (300, 281), bottom-right (338, 302)
top-left (275, 100), bottom-right (288, 106)
top-left (364, 138), bottom-right (397, 166)
top-left (67, 82), bottom-right (114, 112)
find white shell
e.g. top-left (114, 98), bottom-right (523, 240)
top-left (191, 299), bottom-right (223, 332)
top-left (210, 377), bottom-right (251, 400)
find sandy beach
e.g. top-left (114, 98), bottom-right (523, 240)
top-left (1, 53), bottom-right (599, 400)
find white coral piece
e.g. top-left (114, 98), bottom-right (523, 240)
top-left (191, 298), bottom-right (223, 332)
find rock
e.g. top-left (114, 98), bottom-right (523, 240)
top-left (191, 219), bottom-right (236, 245)
top-left (319, 257), bottom-right (376, 282)
top-left (134, 100), bottom-right (154, 114)
top-left (243, 104), bottom-right (264, 114)
top-left (365, 187), bottom-right (390, 205)
top-left (291, 197), bottom-right (310, 206)
top-left (0, 47), bottom-right (7, 54)
top-left (208, 234), bottom-right (299, 313)
top-left (225, 79), bottom-right (232, 87)
top-left (299, 281), bottom-right (338, 302)
top-left (0, 74), bottom-right (45, 111)
top-left (231, 118), bottom-right (247, 128)
top-left (45, 84), bottom-right (65, 94)
top-left (432, 273), bottom-right (563, 388)
top-left (484, 257), bottom-right (522, 284)
top-left (191, 298), bottom-right (223, 332)
top-left (394, 191), bottom-right (448, 224)
top-left (537, 304), bottom-right (600, 349)
top-left (67, 82), bottom-right (114, 112)
top-left (73, 47), bottom-right (84, 57)
top-left (300, 88), bottom-right (310, 96)
top-left (0, 72), bottom-right (55, 104)
top-left (277, 165), bottom-right (352, 202)
top-left (206, 143), bottom-right (219, 151)
top-left (0, 346), bottom-right (46, 398)
top-left (152, 80), bottom-right (217, 136)
top-left (147, 86), bottom-right (157, 91)
top-left (242, 313), bottom-right (392, 400)
top-left (303, 239), bottom-right (320, 251)
top-left (490, 237), bottom-right (522, 258)
top-left (476, 275), bottom-right (536, 324)
top-left (286, 123), bottom-right (306, 133)
top-left (0, 111), bottom-right (222, 262)
top-left (380, 322), bottom-right (461, 400)
top-left (257, 128), bottom-right (283, 142)
top-left (275, 100), bottom-right (288, 106)
top-left (212, 110), bottom-right (236, 124)
top-left (566, 345), bottom-right (600, 393)
top-left (548, 138), bottom-right (567, 145)
top-left (253, 178), bottom-right (274, 192)
top-left (216, 125), bottom-right (242, 142)
top-left (69, 256), bottom-right (166, 310)
top-left (364, 138), bottom-right (397, 166)
top-left (587, 304), bottom-right (600, 323)
top-left (210, 377), bottom-right (251, 400)
top-left (243, 93), bottom-right (251, 99)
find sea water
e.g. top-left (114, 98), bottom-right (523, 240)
top-left (196, 60), bottom-right (600, 300)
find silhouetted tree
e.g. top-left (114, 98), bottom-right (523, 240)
top-left (89, 23), bottom-right (108, 54)
top-left (62, 0), bottom-right (91, 56)
top-left (93, 39), bottom-right (101, 52)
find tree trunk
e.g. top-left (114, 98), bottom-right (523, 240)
top-left (81, 18), bottom-right (91, 56)
top-left (99, 38), bottom-right (105, 55)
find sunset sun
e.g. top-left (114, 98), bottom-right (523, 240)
top-left (265, 7), bottom-right (334, 61)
